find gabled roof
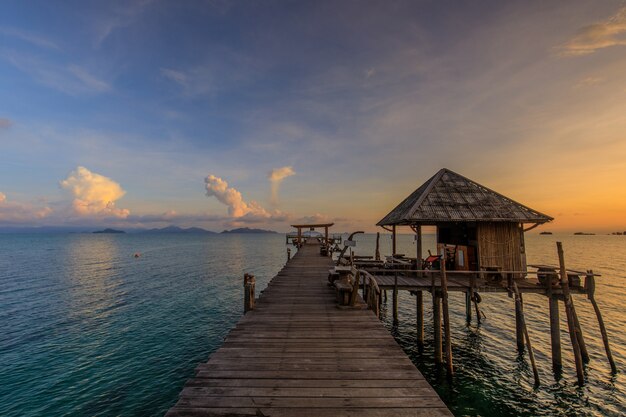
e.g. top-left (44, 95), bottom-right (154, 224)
top-left (377, 168), bottom-right (553, 226)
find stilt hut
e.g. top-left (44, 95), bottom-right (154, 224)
top-left (377, 168), bottom-right (553, 272)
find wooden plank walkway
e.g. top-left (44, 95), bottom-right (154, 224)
top-left (166, 240), bottom-right (452, 417)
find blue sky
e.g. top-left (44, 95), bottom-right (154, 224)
top-left (1, 1), bottom-right (626, 231)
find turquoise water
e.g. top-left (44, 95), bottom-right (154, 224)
top-left (0, 232), bottom-right (624, 416)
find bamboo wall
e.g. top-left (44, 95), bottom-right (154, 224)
top-left (476, 222), bottom-right (524, 272)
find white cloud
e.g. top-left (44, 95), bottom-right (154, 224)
top-left (205, 174), bottom-right (270, 218)
top-left (67, 65), bottom-right (110, 92)
top-left (268, 166), bottom-right (295, 205)
top-left (0, 192), bottom-right (52, 223)
top-left (560, 7), bottom-right (626, 56)
top-left (160, 68), bottom-right (188, 86)
top-left (60, 166), bottom-right (130, 218)
top-left (0, 26), bottom-right (60, 50)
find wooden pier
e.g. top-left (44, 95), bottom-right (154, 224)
top-left (166, 239), bottom-right (452, 417)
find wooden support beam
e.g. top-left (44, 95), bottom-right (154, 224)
top-left (549, 296), bottom-right (562, 372)
top-left (513, 282), bottom-right (540, 386)
top-left (557, 242), bottom-right (585, 386)
top-left (587, 270), bottom-right (617, 373)
top-left (571, 297), bottom-right (589, 363)
top-left (441, 264), bottom-right (454, 376)
top-left (465, 290), bottom-right (472, 324)
top-left (415, 226), bottom-right (422, 266)
top-left (433, 290), bottom-right (442, 365)
top-left (515, 292), bottom-right (525, 351)
top-left (416, 290), bottom-right (424, 346)
top-left (392, 225), bottom-right (397, 256)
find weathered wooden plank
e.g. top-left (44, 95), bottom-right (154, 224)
top-left (167, 239), bottom-right (451, 416)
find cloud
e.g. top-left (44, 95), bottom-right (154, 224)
top-left (268, 166), bottom-right (295, 205)
top-left (161, 68), bottom-right (188, 86)
top-left (205, 174), bottom-right (270, 218)
top-left (1, 50), bottom-right (111, 95)
top-left (0, 26), bottom-right (60, 50)
top-left (0, 118), bottom-right (12, 129)
top-left (60, 166), bottom-right (130, 218)
top-left (560, 7), bottom-right (626, 56)
top-left (574, 76), bottom-right (604, 88)
top-left (67, 65), bottom-right (110, 92)
top-left (0, 192), bottom-right (52, 223)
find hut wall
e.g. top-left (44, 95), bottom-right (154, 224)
top-left (476, 222), bottom-right (524, 272)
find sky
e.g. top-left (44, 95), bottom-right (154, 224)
top-left (1, 0), bottom-right (625, 232)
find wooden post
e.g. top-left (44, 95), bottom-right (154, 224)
top-left (297, 227), bottom-right (302, 246)
top-left (465, 290), bottom-right (472, 324)
top-left (392, 225), bottom-right (397, 256)
top-left (415, 226), bottom-right (422, 267)
top-left (375, 232), bottom-right (381, 261)
top-left (324, 226), bottom-right (329, 247)
top-left (287, 248), bottom-right (291, 261)
top-left (513, 282), bottom-right (540, 386)
top-left (571, 297), bottom-right (589, 363)
top-left (243, 273), bottom-right (255, 313)
top-left (515, 291), bottom-right (525, 351)
top-left (548, 296), bottom-right (562, 372)
top-left (393, 271), bottom-right (399, 324)
top-left (472, 273), bottom-right (482, 324)
top-left (416, 290), bottom-right (424, 346)
top-left (557, 242), bottom-right (585, 386)
top-left (587, 270), bottom-right (617, 373)
top-left (441, 263), bottom-right (454, 375)
top-left (433, 290), bottom-right (442, 364)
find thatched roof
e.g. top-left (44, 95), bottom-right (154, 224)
top-left (377, 168), bottom-right (553, 226)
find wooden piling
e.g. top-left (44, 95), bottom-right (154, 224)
top-left (515, 292), bottom-right (525, 352)
top-left (392, 225), bottom-right (397, 255)
top-left (465, 290), bottom-right (472, 324)
top-left (433, 290), bottom-right (442, 364)
top-left (287, 248), bottom-right (291, 261)
top-left (513, 282), bottom-right (540, 386)
top-left (441, 264), bottom-right (454, 375)
top-left (571, 297), bottom-right (590, 363)
top-left (587, 270), bottom-right (617, 373)
top-left (416, 290), bottom-right (424, 346)
top-left (548, 296), bottom-right (562, 372)
top-left (243, 273), bottom-right (255, 313)
top-left (557, 242), bottom-right (585, 385)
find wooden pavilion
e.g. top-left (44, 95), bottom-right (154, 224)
top-left (377, 168), bottom-right (553, 272)
top-left (290, 222), bottom-right (334, 246)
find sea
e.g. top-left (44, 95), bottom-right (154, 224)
top-left (0, 232), bottom-right (624, 416)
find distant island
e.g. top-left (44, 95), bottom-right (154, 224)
top-left (539, 231), bottom-right (552, 235)
top-left (574, 232), bottom-right (595, 235)
top-left (141, 226), bottom-right (215, 234)
top-left (221, 227), bottom-right (277, 234)
top-left (93, 228), bottom-right (125, 234)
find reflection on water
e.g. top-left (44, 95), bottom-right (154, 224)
top-left (0, 232), bottom-right (623, 416)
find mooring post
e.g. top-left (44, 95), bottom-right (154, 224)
top-left (441, 263), bottom-right (454, 375)
top-left (287, 248), bottom-right (291, 261)
top-left (433, 290), bottom-right (442, 365)
top-left (393, 271), bottom-right (399, 324)
top-left (557, 242), bottom-right (585, 385)
top-left (587, 270), bottom-right (617, 373)
top-left (243, 273), bottom-right (255, 313)
top-left (416, 290), bottom-right (424, 346)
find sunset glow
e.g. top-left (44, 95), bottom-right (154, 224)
top-left (1, 1), bottom-right (625, 232)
